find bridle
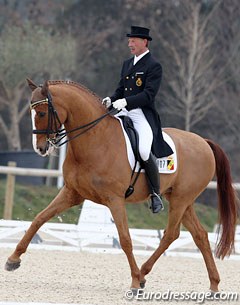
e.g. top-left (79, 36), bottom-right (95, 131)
top-left (30, 87), bottom-right (140, 198)
top-left (30, 90), bottom-right (117, 148)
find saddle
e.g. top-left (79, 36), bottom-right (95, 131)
top-left (118, 116), bottom-right (143, 198)
top-left (118, 115), bottom-right (177, 198)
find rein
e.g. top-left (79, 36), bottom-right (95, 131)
top-left (30, 91), bottom-right (117, 148)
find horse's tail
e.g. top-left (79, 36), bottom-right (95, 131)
top-left (206, 139), bottom-right (238, 259)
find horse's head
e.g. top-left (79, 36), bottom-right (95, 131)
top-left (27, 79), bottom-right (65, 157)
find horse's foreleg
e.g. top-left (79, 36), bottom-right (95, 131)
top-left (182, 205), bottom-right (220, 292)
top-left (5, 186), bottom-right (82, 271)
top-left (108, 201), bottom-right (141, 290)
top-left (140, 199), bottom-right (187, 287)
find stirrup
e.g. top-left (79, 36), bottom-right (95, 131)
top-left (149, 193), bottom-right (164, 213)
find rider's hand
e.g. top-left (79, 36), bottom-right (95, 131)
top-left (112, 98), bottom-right (127, 111)
top-left (102, 97), bottom-right (111, 108)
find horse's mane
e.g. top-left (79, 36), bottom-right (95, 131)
top-left (48, 80), bottom-right (101, 102)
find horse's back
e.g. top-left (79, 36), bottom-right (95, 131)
top-left (163, 127), bottom-right (216, 195)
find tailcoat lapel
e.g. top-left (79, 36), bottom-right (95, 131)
top-left (123, 53), bottom-right (151, 78)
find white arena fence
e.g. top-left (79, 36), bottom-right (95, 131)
top-left (0, 165), bottom-right (239, 259)
top-left (0, 200), bottom-right (240, 260)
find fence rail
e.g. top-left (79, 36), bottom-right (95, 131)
top-left (0, 165), bottom-right (61, 177)
top-left (1, 165), bottom-right (240, 188)
top-left (207, 181), bottom-right (240, 190)
top-left (0, 164), bottom-right (62, 220)
top-left (0, 219), bottom-right (239, 259)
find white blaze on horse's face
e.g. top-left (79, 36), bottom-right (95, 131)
top-left (31, 109), bottom-right (38, 153)
top-left (31, 109), bottom-right (54, 157)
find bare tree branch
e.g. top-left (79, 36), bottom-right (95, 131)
top-left (154, 1), bottom-right (228, 131)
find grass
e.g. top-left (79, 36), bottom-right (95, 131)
top-left (126, 199), bottom-right (218, 231)
top-left (0, 180), bottom-right (81, 224)
top-left (0, 179), bottom-right (218, 231)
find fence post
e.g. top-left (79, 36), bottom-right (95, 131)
top-left (3, 161), bottom-right (16, 220)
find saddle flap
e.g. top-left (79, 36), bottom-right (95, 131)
top-left (118, 116), bottom-right (141, 163)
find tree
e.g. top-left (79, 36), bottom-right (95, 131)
top-left (0, 22), bottom-right (77, 151)
top-left (214, 0), bottom-right (240, 141)
top-left (57, 0), bottom-right (122, 95)
top-left (149, 0), bottom-right (226, 131)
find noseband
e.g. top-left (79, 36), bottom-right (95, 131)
top-left (30, 90), bottom-right (117, 148)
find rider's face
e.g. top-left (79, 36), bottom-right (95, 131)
top-left (128, 37), bottom-right (148, 56)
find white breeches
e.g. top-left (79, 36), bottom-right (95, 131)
top-left (116, 108), bottom-right (153, 161)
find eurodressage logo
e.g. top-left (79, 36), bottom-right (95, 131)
top-left (124, 289), bottom-right (239, 303)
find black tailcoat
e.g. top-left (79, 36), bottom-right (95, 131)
top-left (110, 52), bottom-right (173, 158)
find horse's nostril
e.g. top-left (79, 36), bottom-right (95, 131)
top-left (38, 146), bottom-right (45, 154)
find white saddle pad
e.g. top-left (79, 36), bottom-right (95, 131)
top-left (117, 118), bottom-right (177, 174)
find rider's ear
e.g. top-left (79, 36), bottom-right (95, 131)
top-left (26, 78), bottom-right (38, 91)
top-left (41, 80), bottom-right (49, 97)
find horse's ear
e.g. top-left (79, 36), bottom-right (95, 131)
top-left (26, 78), bottom-right (38, 91)
top-left (41, 80), bottom-right (49, 97)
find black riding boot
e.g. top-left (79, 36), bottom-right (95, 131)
top-left (143, 153), bottom-right (164, 213)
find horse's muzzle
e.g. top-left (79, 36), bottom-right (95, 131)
top-left (36, 141), bottom-right (54, 157)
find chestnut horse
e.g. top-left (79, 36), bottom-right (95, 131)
top-left (5, 79), bottom-right (238, 293)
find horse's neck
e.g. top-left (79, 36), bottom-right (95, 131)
top-left (56, 85), bottom-right (115, 160)
top-left (53, 84), bottom-right (103, 128)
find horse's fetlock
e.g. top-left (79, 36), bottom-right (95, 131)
top-left (131, 270), bottom-right (141, 280)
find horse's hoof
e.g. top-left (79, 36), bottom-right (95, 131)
top-left (140, 280), bottom-right (146, 288)
top-left (5, 259), bottom-right (21, 271)
top-left (131, 288), bottom-right (143, 296)
top-left (210, 291), bottom-right (220, 298)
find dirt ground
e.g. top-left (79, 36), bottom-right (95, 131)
top-left (0, 249), bottom-right (239, 305)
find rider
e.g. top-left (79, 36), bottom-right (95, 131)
top-left (103, 26), bottom-right (173, 213)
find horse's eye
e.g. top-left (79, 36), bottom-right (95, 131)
top-left (38, 111), bottom-right (46, 118)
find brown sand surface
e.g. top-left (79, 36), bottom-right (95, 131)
top-left (0, 249), bottom-right (239, 305)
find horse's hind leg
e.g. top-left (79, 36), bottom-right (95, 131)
top-left (5, 186), bottom-right (82, 271)
top-left (181, 205), bottom-right (220, 292)
top-left (140, 197), bottom-right (187, 286)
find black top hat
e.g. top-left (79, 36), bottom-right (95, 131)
top-left (126, 26), bottom-right (152, 41)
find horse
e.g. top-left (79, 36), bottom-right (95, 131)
top-left (5, 79), bottom-right (238, 294)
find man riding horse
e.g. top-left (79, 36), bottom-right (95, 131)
top-left (103, 26), bottom-right (173, 213)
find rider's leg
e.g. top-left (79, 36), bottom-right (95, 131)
top-left (128, 109), bottom-right (153, 160)
top-left (129, 109), bottom-right (163, 213)
top-left (143, 153), bottom-right (164, 213)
